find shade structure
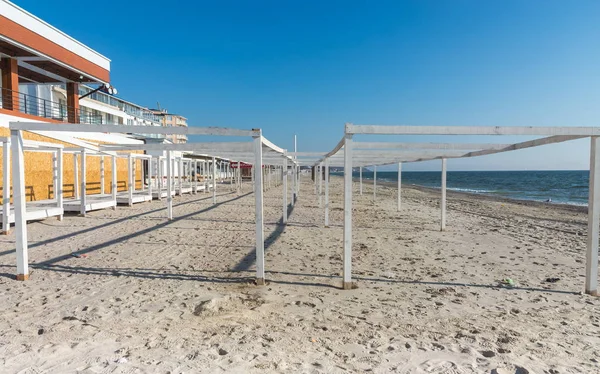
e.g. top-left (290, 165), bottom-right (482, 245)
top-left (310, 123), bottom-right (599, 294)
top-left (8, 122), bottom-right (296, 285)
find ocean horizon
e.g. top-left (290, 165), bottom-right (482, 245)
top-left (332, 170), bottom-right (590, 206)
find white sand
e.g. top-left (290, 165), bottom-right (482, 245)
top-left (0, 177), bottom-right (599, 373)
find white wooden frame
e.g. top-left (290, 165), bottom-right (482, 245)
top-left (0, 138), bottom-right (64, 237)
top-left (316, 123), bottom-right (599, 293)
top-left (62, 148), bottom-right (119, 213)
top-left (8, 122), bottom-right (293, 286)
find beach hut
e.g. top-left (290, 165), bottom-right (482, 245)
top-left (62, 148), bottom-right (118, 215)
top-left (115, 153), bottom-right (153, 206)
top-left (0, 137), bottom-right (64, 234)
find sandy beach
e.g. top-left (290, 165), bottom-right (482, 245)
top-left (0, 176), bottom-right (599, 373)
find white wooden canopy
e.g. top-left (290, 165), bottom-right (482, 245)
top-left (8, 122), bottom-right (295, 285)
top-left (313, 123), bottom-right (600, 295)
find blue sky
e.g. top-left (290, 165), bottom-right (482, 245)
top-left (17, 0), bottom-right (600, 170)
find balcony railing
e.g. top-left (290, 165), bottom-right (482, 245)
top-left (1, 88), bottom-right (168, 140)
top-left (1, 87), bottom-right (101, 124)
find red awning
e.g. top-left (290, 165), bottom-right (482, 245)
top-left (230, 162), bottom-right (253, 169)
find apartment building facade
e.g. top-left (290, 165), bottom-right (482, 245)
top-left (150, 109), bottom-right (188, 143)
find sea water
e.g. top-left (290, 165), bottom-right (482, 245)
top-left (344, 170), bottom-right (589, 206)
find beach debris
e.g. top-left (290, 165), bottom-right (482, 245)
top-left (70, 253), bottom-right (87, 258)
top-left (116, 357), bottom-right (128, 364)
top-left (499, 278), bottom-right (515, 288)
top-left (545, 277), bottom-right (560, 283)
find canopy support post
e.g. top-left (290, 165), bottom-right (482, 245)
top-left (166, 151), bottom-right (173, 220)
top-left (373, 165), bottom-right (377, 202)
top-left (325, 157), bottom-right (330, 227)
top-left (2, 139), bottom-right (10, 234)
top-left (359, 166), bottom-right (363, 195)
top-left (343, 133), bottom-right (354, 290)
top-left (11, 129), bottom-right (28, 280)
top-left (128, 154), bottom-right (133, 207)
top-left (73, 153), bottom-right (79, 199)
top-left (100, 156), bottom-right (105, 195)
top-left (254, 132), bottom-right (265, 285)
top-left (111, 155), bottom-right (117, 209)
top-left (178, 157), bottom-right (183, 196)
top-left (80, 149), bottom-right (87, 216)
top-left (441, 158), bottom-right (447, 231)
top-left (283, 152), bottom-right (288, 224)
top-left (586, 136), bottom-right (600, 295)
top-left (212, 157), bottom-right (217, 204)
top-left (397, 162), bottom-right (402, 211)
top-left (57, 148), bottom-right (63, 219)
top-left (318, 163), bottom-right (323, 207)
top-left (148, 157), bottom-right (153, 200)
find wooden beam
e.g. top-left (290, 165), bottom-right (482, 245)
top-left (10, 122), bottom-right (258, 137)
top-left (353, 142), bottom-right (513, 150)
top-left (347, 124), bottom-right (600, 136)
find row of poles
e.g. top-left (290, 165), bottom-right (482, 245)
top-left (313, 159), bottom-right (449, 231)
top-left (9, 127), bottom-right (301, 283)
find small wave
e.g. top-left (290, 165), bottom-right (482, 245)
top-left (448, 187), bottom-right (495, 194)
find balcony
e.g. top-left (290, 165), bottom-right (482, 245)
top-left (1, 87), bottom-right (101, 124)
